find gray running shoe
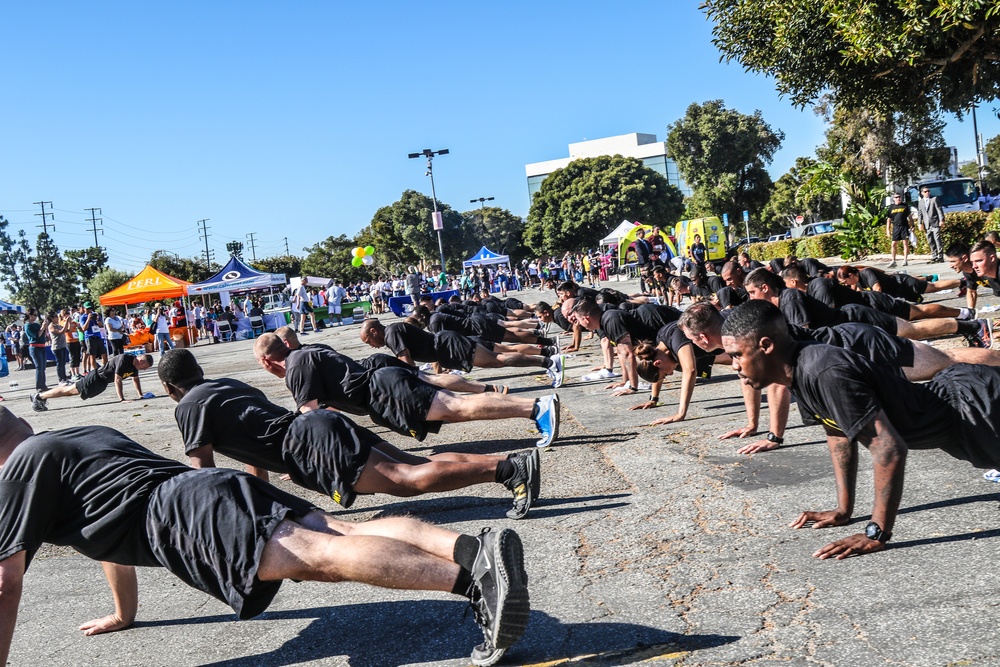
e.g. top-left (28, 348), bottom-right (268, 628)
top-left (467, 528), bottom-right (530, 654)
top-left (504, 451), bottom-right (538, 520)
top-left (30, 392), bottom-right (48, 412)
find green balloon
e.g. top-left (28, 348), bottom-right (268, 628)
top-left (364, 245), bottom-right (375, 256)
top-left (352, 256), bottom-right (364, 267)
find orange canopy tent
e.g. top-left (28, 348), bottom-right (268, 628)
top-left (99, 265), bottom-right (191, 306)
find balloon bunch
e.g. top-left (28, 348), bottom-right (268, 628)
top-left (351, 245), bottom-right (375, 267)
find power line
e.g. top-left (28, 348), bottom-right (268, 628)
top-left (84, 207), bottom-right (103, 249)
top-left (197, 218), bottom-right (213, 268)
top-left (246, 232), bottom-right (258, 262)
top-left (34, 201), bottom-right (54, 234)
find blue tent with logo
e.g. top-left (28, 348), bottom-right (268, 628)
top-left (462, 246), bottom-right (510, 268)
top-left (186, 257), bottom-right (286, 297)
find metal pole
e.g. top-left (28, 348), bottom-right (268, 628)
top-left (972, 103), bottom-right (985, 193)
top-left (428, 156), bottom-right (446, 272)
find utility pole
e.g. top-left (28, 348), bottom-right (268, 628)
top-left (408, 148), bottom-right (449, 271)
top-left (198, 219), bottom-right (213, 268)
top-left (246, 232), bottom-right (258, 262)
top-left (283, 237), bottom-right (290, 256)
top-left (34, 201), bottom-right (54, 234)
top-left (84, 207), bottom-right (103, 248)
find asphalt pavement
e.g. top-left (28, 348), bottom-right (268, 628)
top-left (6, 254), bottom-right (1000, 667)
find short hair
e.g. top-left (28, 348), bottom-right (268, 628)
top-left (157, 349), bottom-right (204, 389)
top-left (971, 240), bottom-right (997, 256)
top-left (720, 300), bottom-right (791, 345)
top-left (678, 301), bottom-right (723, 336)
top-left (556, 281), bottom-right (579, 294)
top-left (781, 266), bottom-right (809, 284)
top-left (254, 333), bottom-right (289, 361)
top-left (985, 231), bottom-right (1000, 245)
top-left (945, 241), bottom-right (970, 258)
top-left (744, 267), bottom-right (784, 292)
top-left (720, 261), bottom-right (739, 277)
top-left (783, 255), bottom-right (799, 266)
top-left (275, 326), bottom-right (300, 349)
top-left (140, 353), bottom-right (153, 367)
top-left (533, 301), bottom-right (553, 315)
top-left (571, 296), bottom-right (601, 320)
top-left (360, 319), bottom-right (383, 337)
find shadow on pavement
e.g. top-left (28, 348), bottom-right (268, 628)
top-left (336, 493), bottom-right (632, 523)
top-left (137, 602), bottom-right (738, 667)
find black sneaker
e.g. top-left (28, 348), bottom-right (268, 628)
top-left (525, 449), bottom-right (540, 503)
top-left (503, 454), bottom-right (535, 520)
top-left (30, 392), bottom-right (48, 412)
top-left (467, 528), bottom-right (530, 653)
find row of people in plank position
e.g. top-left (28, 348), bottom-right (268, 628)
top-left (4, 242), bottom-right (1000, 663)
top-left (1, 295), bottom-right (578, 665)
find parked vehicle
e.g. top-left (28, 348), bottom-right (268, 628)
top-left (905, 177), bottom-right (980, 214)
top-left (789, 221), bottom-right (837, 238)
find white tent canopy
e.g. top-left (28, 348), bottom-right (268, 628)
top-left (463, 246), bottom-right (510, 268)
top-left (600, 219), bottom-right (639, 246)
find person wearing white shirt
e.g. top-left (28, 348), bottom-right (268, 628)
top-left (292, 277), bottom-right (318, 335)
top-left (325, 280), bottom-right (349, 325)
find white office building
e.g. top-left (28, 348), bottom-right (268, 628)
top-left (524, 132), bottom-right (692, 203)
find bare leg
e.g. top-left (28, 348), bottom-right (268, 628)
top-left (353, 447), bottom-right (497, 496)
top-left (909, 303), bottom-right (961, 320)
top-left (895, 317), bottom-right (957, 340)
top-left (257, 516), bottom-right (459, 589)
top-left (904, 341), bottom-right (952, 381)
top-left (924, 279), bottom-right (962, 293)
top-left (37, 384), bottom-right (80, 401)
top-left (494, 342), bottom-right (547, 355)
top-left (502, 330), bottom-right (545, 345)
top-left (426, 391), bottom-right (534, 422)
top-left (941, 347), bottom-right (1000, 367)
top-left (419, 372), bottom-right (489, 393)
top-left (473, 346), bottom-right (546, 369)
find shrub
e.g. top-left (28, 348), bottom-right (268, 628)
top-left (794, 233), bottom-right (841, 259)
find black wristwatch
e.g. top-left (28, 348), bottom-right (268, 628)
top-left (765, 432), bottom-right (783, 445)
top-left (865, 521), bottom-right (892, 543)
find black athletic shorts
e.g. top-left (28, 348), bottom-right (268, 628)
top-left (504, 298), bottom-right (525, 311)
top-left (469, 335), bottom-right (495, 351)
top-left (861, 291), bottom-right (911, 319)
top-left (68, 341), bottom-right (82, 367)
top-left (85, 337), bottom-right (107, 357)
top-left (471, 315), bottom-right (506, 343)
top-left (75, 370), bottom-right (111, 400)
top-left (283, 410), bottom-right (380, 508)
top-left (435, 331), bottom-right (477, 372)
top-left (930, 364), bottom-right (1000, 469)
top-left (361, 353), bottom-right (412, 372)
top-left (891, 225), bottom-right (909, 242)
top-left (894, 274), bottom-right (927, 302)
top-left (841, 304), bottom-right (898, 336)
top-left (146, 468), bottom-right (317, 620)
top-left (368, 367), bottom-right (442, 441)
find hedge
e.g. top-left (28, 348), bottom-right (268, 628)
top-left (746, 210), bottom-right (1000, 261)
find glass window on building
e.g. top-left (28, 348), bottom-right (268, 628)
top-left (527, 174), bottom-right (548, 200)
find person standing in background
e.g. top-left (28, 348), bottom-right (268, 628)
top-left (23, 309), bottom-right (48, 391)
top-left (63, 309), bottom-right (83, 381)
top-left (47, 310), bottom-right (70, 385)
top-left (917, 185), bottom-right (945, 263)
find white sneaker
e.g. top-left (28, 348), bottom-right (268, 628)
top-left (637, 381), bottom-right (652, 391)
top-left (419, 363), bottom-right (433, 371)
top-left (581, 368), bottom-right (619, 382)
top-left (549, 354), bottom-right (565, 388)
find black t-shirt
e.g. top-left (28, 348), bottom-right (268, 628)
top-left (789, 323), bottom-right (911, 376)
top-left (384, 322), bottom-right (438, 362)
top-left (284, 346), bottom-right (375, 414)
top-left (706, 275), bottom-right (726, 294)
top-left (779, 289), bottom-right (847, 328)
top-left (691, 243), bottom-right (707, 264)
top-left (791, 343), bottom-right (954, 449)
top-left (428, 312), bottom-right (475, 336)
top-left (655, 322), bottom-right (718, 363)
top-left (689, 282), bottom-right (714, 299)
top-left (0, 426), bottom-right (190, 569)
top-left (807, 277), bottom-right (865, 308)
top-left (96, 353), bottom-right (138, 382)
top-left (886, 203), bottom-right (910, 228)
top-left (599, 304), bottom-right (681, 345)
top-left (858, 268), bottom-right (892, 294)
top-left (436, 303), bottom-right (470, 317)
top-left (716, 285), bottom-right (748, 309)
top-left (769, 258), bottom-right (785, 274)
top-left (174, 379), bottom-right (296, 473)
top-left (799, 258), bottom-right (830, 278)
top-left (552, 307), bottom-right (573, 332)
top-left (574, 286), bottom-right (600, 301)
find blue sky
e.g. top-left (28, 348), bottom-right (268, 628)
top-left (3, 1), bottom-right (998, 276)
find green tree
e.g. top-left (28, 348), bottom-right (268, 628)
top-left (702, 0), bottom-right (1000, 115)
top-left (367, 190), bottom-right (467, 272)
top-left (252, 255), bottom-right (302, 278)
top-left (760, 157), bottom-right (842, 231)
top-left (461, 207), bottom-right (525, 260)
top-left (148, 250), bottom-right (218, 283)
top-left (0, 219), bottom-right (78, 312)
top-left (667, 100), bottom-right (783, 230)
top-left (524, 155), bottom-right (684, 255)
top-left (86, 268), bottom-right (132, 305)
top-left (301, 234), bottom-right (372, 283)
top-left (65, 247), bottom-right (109, 289)
top-left (815, 97), bottom-right (950, 190)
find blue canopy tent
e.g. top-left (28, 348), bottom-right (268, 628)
top-left (462, 246), bottom-right (510, 268)
top-left (0, 299), bottom-right (25, 314)
top-left (186, 257), bottom-right (286, 301)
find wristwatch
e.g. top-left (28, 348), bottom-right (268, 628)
top-left (765, 432), bottom-right (783, 445)
top-left (864, 521), bottom-right (892, 543)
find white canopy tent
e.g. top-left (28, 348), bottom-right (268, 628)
top-left (600, 219), bottom-right (639, 247)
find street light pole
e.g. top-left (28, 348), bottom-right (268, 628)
top-left (408, 148), bottom-right (449, 272)
top-left (470, 196), bottom-right (494, 236)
